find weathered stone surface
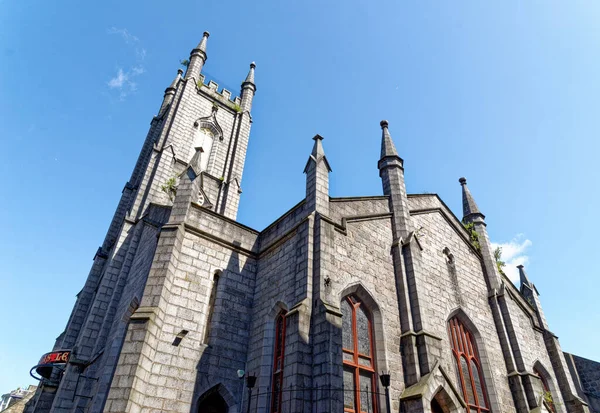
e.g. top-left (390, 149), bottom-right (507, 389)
top-left (24, 37), bottom-right (597, 413)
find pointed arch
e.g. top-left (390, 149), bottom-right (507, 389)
top-left (196, 383), bottom-right (236, 413)
top-left (203, 270), bottom-right (222, 344)
top-left (533, 360), bottom-right (559, 413)
top-left (257, 300), bottom-right (290, 413)
top-left (446, 308), bottom-right (495, 413)
top-left (339, 283), bottom-right (388, 413)
top-left (431, 385), bottom-right (461, 413)
top-left (190, 114), bottom-right (224, 173)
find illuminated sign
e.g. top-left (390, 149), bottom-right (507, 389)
top-left (38, 351), bottom-right (70, 365)
top-left (31, 350), bottom-right (71, 380)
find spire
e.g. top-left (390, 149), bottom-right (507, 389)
top-left (304, 134), bottom-right (331, 214)
top-left (304, 135), bottom-right (332, 173)
top-left (240, 62), bottom-right (256, 112)
top-left (242, 62), bottom-right (256, 89)
top-left (518, 265), bottom-right (532, 288)
top-left (185, 32), bottom-right (210, 80)
top-left (197, 31), bottom-right (210, 52)
top-left (459, 177), bottom-right (485, 222)
top-left (377, 120), bottom-right (404, 173)
top-left (380, 120), bottom-right (399, 159)
top-left (159, 69), bottom-right (183, 117)
top-left (377, 120), bottom-right (411, 238)
top-left (166, 69), bottom-right (183, 92)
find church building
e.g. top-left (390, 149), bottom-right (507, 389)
top-left (25, 33), bottom-right (599, 413)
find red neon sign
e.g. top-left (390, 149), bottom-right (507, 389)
top-left (38, 351), bottom-right (70, 365)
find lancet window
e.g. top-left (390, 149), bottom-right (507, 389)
top-left (534, 367), bottom-right (555, 412)
top-left (448, 317), bottom-right (490, 413)
top-left (271, 311), bottom-right (286, 413)
top-left (342, 295), bottom-right (378, 413)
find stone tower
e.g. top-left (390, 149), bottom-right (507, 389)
top-left (25, 35), bottom-right (598, 413)
top-left (26, 33), bottom-right (258, 413)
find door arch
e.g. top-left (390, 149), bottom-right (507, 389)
top-left (198, 391), bottom-right (227, 413)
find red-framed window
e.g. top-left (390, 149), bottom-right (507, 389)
top-left (342, 295), bottom-right (378, 413)
top-left (271, 311), bottom-right (286, 413)
top-left (448, 317), bottom-right (490, 413)
top-left (534, 367), bottom-right (555, 413)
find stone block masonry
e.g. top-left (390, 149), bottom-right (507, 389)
top-left (24, 35), bottom-right (597, 413)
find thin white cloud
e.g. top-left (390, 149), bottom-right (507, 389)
top-left (107, 27), bottom-right (139, 44)
top-left (108, 68), bottom-right (127, 89)
top-left (105, 28), bottom-right (146, 101)
top-left (131, 66), bottom-right (145, 76)
top-left (491, 234), bottom-right (532, 283)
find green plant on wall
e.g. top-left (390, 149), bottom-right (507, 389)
top-left (494, 246), bottom-right (506, 275)
top-left (161, 177), bottom-right (178, 201)
top-left (180, 59), bottom-right (190, 68)
top-left (232, 103), bottom-right (242, 113)
top-left (543, 391), bottom-right (554, 409)
top-left (463, 221), bottom-right (481, 252)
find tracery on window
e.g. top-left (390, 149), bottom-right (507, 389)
top-left (342, 295), bottom-right (378, 413)
top-left (271, 311), bottom-right (286, 413)
top-left (448, 317), bottom-right (490, 413)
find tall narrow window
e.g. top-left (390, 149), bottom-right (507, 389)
top-left (534, 367), bottom-right (555, 412)
top-left (448, 317), bottom-right (490, 413)
top-left (203, 271), bottom-right (220, 343)
top-left (342, 295), bottom-right (378, 413)
top-left (271, 311), bottom-right (286, 413)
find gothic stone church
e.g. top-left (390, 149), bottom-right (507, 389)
top-left (25, 33), bottom-right (600, 413)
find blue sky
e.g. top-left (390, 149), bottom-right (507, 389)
top-left (1, 0), bottom-right (599, 393)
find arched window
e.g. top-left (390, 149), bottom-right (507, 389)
top-left (534, 367), bottom-right (555, 412)
top-left (193, 127), bottom-right (214, 171)
top-left (342, 295), bottom-right (377, 413)
top-left (203, 271), bottom-right (220, 344)
top-left (448, 317), bottom-right (489, 413)
top-left (271, 311), bottom-right (286, 413)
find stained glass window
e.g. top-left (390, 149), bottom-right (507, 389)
top-left (448, 317), bottom-right (490, 413)
top-left (271, 311), bottom-right (286, 413)
top-left (342, 295), bottom-right (377, 413)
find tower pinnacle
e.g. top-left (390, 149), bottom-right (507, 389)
top-left (240, 62), bottom-right (256, 112)
top-left (185, 31), bottom-right (210, 80)
top-left (197, 31), bottom-right (210, 52)
top-left (242, 62), bottom-right (256, 88)
top-left (304, 134), bottom-right (331, 214)
top-left (159, 68), bottom-right (183, 116)
top-left (459, 177), bottom-right (484, 223)
top-left (517, 264), bottom-right (539, 295)
top-left (380, 120), bottom-right (399, 159)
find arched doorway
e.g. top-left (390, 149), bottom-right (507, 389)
top-left (431, 398), bottom-right (445, 413)
top-left (198, 392), bottom-right (227, 413)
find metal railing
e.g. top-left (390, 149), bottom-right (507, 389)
top-left (245, 384), bottom-right (389, 413)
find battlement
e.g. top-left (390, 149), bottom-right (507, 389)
top-left (196, 74), bottom-right (242, 110)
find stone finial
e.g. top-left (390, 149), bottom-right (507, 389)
top-left (197, 31), bottom-right (210, 52)
top-left (518, 264), bottom-right (534, 290)
top-left (380, 120), bottom-right (400, 160)
top-left (459, 177), bottom-right (484, 221)
top-left (242, 62), bottom-right (256, 88)
top-left (305, 134), bottom-right (331, 172)
top-left (166, 68), bottom-right (183, 92)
